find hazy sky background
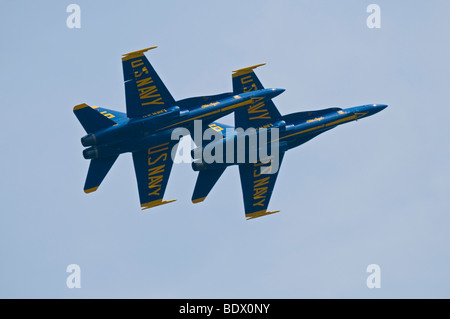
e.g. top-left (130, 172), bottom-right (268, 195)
top-left (1, 0), bottom-right (449, 298)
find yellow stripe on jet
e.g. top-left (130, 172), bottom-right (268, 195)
top-left (158, 100), bottom-right (252, 130)
top-left (277, 115), bottom-right (357, 142)
top-left (141, 198), bottom-right (176, 210)
top-left (232, 63), bottom-right (266, 78)
top-left (325, 114), bottom-right (357, 127)
top-left (192, 197), bottom-right (206, 204)
top-left (246, 210), bottom-right (280, 220)
top-left (84, 186), bottom-right (98, 193)
top-left (73, 103), bottom-right (89, 111)
top-left (122, 46), bottom-right (158, 61)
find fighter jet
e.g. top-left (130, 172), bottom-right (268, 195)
top-left (191, 64), bottom-right (387, 219)
top-left (73, 47), bottom-right (284, 210)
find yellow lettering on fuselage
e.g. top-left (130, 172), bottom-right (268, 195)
top-left (142, 109), bottom-right (167, 118)
top-left (259, 123), bottom-right (274, 129)
top-left (306, 117), bottom-right (324, 123)
top-left (201, 102), bottom-right (220, 108)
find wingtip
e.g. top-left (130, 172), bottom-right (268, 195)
top-left (122, 46), bottom-right (158, 61)
top-left (74, 103), bottom-right (89, 111)
top-left (232, 63), bottom-right (267, 77)
top-left (84, 186), bottom-right (98, 194)
top-left (192, 197), bottom-right (206, 204)
top-left (246, 210), bottom-right (280, 220)
top-left (141, 199), bottom-right (176, 210)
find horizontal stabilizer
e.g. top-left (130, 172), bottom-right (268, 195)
top-left (192, 168), bottom-right (227, 204)
top-left (84, 155), bottom-right (118, 193)
top-left (90, 106), bottom-right (128, 124)
top-left (74, 103), bottom-right (117, 134)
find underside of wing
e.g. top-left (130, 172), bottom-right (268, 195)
top-left (122, 46), bottom-right (176, 118)
top-left (132, 138), bottom-right (179, 210)
top-left (238, 151), bottom-right (285, 219)
top-left (232, 64), bottom-right (282, 129)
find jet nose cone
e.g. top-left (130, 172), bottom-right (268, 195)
top-left (373, 104), bottom-right (388, 110)
top-left (368, 104), bottom-right (388, 116)
top-left (268, 88), bottom-right (285, 98)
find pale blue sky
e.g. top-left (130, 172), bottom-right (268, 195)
top-left (1, 0), bottom-right (450, 298)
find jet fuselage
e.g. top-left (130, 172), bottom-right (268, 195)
top-left (192, 104), bottom-right (388, 171)
top-left (81, 88), bottom-right (284, 160)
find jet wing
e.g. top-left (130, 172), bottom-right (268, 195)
top-left (132, 138), bottom-right (178, 209)
top-left (122, 46), bottom-right (176, 118)
top-left (238, 151), bottom-right (285, 219)
top-left (232, 64), bottom-right (282, 129)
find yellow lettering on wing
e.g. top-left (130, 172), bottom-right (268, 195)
top-left (139, 86), bottom-right (158, 99)
top-left (243, 83), bottom-right (258, 93)
top-left (147, 163), bottom-right (165, 175)
top-left (133, 77), bottom-right (163, 105)
top-left (241, 75), bottom-right (253, 84)
top-left (254, 176), bottom-right (270, 188)
top-left (130, 60), bottom-right (165, 108)
top-left (131, 59), bottom-right (144, 68)
top-left (240, 76), bottom-right (271, 120)
top-left (148, 142), bottom-right (169, 155)
top-left (136, 77), bottom-right (154, 87)
top-left (142, 97), bottom-right (164, 105)
top-left (254, 187), bottom-right (267, 199)
top-left (252, 176), bottom-right (270, 207)
top-left (253, 199), bottom-right (265, 207)
top-left (250, 112), bottom-right (270, 120)
top-left (148, 187), bottom-right (162, 197)
top-left (248, 99), bottom-right (270, 120)
top-left (147, 174), bottom-right (163, 189)
top-left (146, 143), bottom-right (169, 197)
top-left (259, 165), bottom-right (272, 175)
top-left (134, 66), bottom-right (149, 78)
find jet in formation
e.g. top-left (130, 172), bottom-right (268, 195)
top-left (74, 47), bottom-right (387, 218)
top-left (73, 46), bottom-right (283, 210)
top-left (191, 64), bottom-right (387, 219)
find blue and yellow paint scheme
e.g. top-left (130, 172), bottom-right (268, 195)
top-left (74, 46), bottom-right (284, 210)
top-left (191, 64), bottom-right (388, 220)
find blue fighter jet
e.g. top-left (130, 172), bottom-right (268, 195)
top-left (74, 47), bottom-right (284, 210)
top-left (191, 64), bottom-right (387, 219)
